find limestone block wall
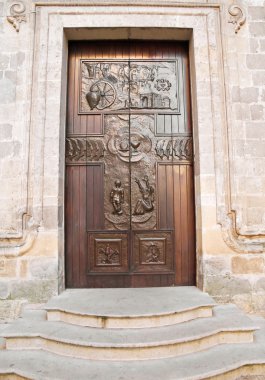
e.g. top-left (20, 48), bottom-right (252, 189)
top-left (203, 1), bottom-right (265, 315)
top-left (0, 0), bottom-right (264, 315)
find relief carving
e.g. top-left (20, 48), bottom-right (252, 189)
top-left (145, 243), bottom-right (162, 263)
top-left (107, 116), bottom-right (152, 163)
top-left (7, 1), bottom-right (27, 32)
top-left (81, 60), bottom-right (179, 113)
top-left (98, 244), bottom-right (120, 265)
top-left (66, 138), bottom-right (105, 162)
top-left (155, 79), bottom-right (172, 92)
top-left (155, 137), bottom-right (193, 161)
top-left (110, 180), bottom-right (124, 215)
top-left (228, 4), bottom-right (246, 34)
top-left (133, 176), bottom-right (155, 216)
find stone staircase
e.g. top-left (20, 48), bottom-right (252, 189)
top-left (0, 287), bottom-right (265, 379)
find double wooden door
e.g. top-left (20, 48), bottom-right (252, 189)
top-left (65, 41), bottom-right (196, 287)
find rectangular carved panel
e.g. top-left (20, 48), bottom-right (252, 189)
top-left (66, 137), bottom-right (105, 164)
top-left (88, 232), bottom-right (128, 273)
top-left (132, 231), bottom-right (174, 273)
top-left (80, 60), bottom-right (179, 114)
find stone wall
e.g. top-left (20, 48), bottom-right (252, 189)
top-left (0, 0), bottom-right (264, 315)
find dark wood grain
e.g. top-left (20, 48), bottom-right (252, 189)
top-left (65, 40), bottom-right (195, 288)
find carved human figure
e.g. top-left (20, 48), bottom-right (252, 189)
top-left (110, 180), bottom-right (124, 215)
top-left (133, 175), bottom-right (154, 215)
top-left (146, 244), bottom-right (160, 263)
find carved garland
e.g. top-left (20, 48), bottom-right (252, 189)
top-left (7, 1), bottom-right (27, 32)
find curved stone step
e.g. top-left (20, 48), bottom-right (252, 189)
top-left (45, 287), bottom-right (216, 328)
top-left (1, 305), bottom-right (258, 361)
top-left (0, 326), bottom-right (265, 380)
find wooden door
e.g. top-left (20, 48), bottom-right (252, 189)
top-left (65, 41), bottom-right (196, 288)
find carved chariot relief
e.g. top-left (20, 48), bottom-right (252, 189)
top-left (80, 60), bottom-right (179, 113)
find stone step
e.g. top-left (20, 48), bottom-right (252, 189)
top-left (45, 287), bottom-right (216, 328)
top-left (1, 305), bottom-right (258, 361)
top-left (0, 321), bottom-right (265, 380)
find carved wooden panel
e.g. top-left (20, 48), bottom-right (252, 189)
top-left (88, 233), bottom-right (128, 273)
top-left (65, 41), bottom-right (196, 288)
top-left (132, 231), bottom-right (174, 273)
top-left (155, 137), bottom-right (193, 162)
top-left (66, 138), bottom-right (105, 164)
top-left (80, 60), bottom-right (179, 113)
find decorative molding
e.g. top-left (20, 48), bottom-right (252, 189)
top-left (220, 211), bottom-right (265, 254)
top-left (155, 137), bottom-right (193, 161)
top-left (66, 138), bottom-right (105, 162)
top-left (0, 214), bottom-right (38, 257)
top-left (7, 1), bottom-right (27, 32)
top-left (228, 4), bottom-right (246, 34)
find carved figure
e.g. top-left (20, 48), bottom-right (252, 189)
top-left (99, 244), bottom-right (119, 264)
top-left (110, 180), bottom-right (124, 215)
top-left (133, 176), bottom-right (154, 215)
top-left (146, 244), bottom-right (161, 263)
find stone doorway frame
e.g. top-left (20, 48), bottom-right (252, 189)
top-left (29, 2), bottom-right (234, 292)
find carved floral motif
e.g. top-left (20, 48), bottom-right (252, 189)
top-left (66, 138), bottom-right (105, 162)
top-left (7, 1), bottom-right (27, 32)
top-left (155, 137), bottom-right (193, 161)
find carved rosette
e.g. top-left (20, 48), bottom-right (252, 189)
top-left (228, 4), bottom-right (246, 34)
top-left (7, 1), bottom-right (27, 32)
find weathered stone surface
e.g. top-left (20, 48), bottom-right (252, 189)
top-left (250, 104), bottom-right (264, 120)
top-left (0, 300), bottom-right (24, 322)
top-left (246, 122), bottom-right (265, 139)
top-left (252, 71), bottom-right (265, 85)
top-left (0, 77), bottom-right (15, 103)
top-left (0, 258), bottom-right (17, 277)
top-left (19, 260), bottom-right (28, 279)
top-left (205, 276), bottom-right (251, 298)
top-left (11, 280), bottom-right (58, 303)
top-left (29, 258), bottom-right (58, 279)
top-left (247, 54), bottom-right (265, 70)
top-left (0, 53), bottom-right (9, 70)
top-left (0, 123), bottom-right (12, 140)
top-left (254, 278), bottom-right (265, 292)
top-left (0, 282), bottom-right (10, 300)
top-left (248, 6), bottom-right (265, 21)
top-left (232, 256), bottom-right (264, 274)
top-left (249, 22), bottom-right (265, 37)
top-left (203, 257), bottom-right (230, 276)
top-left (231, 87), bottom-right (259, 103)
